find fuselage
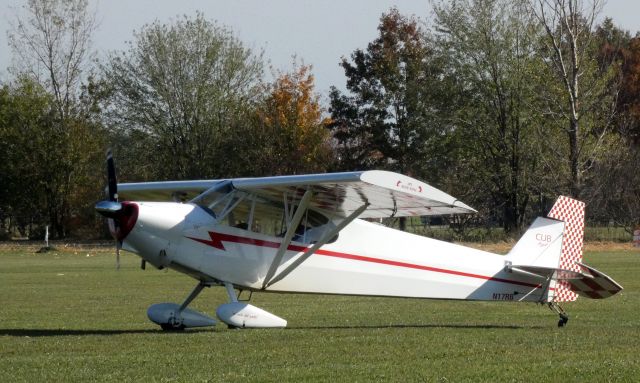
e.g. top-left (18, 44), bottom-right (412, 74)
top-left (122, 202), bottom-right (548, 302)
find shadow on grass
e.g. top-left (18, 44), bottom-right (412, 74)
top-left (1, 323), bottom-right (546, 337)
top-left (287, 323), bottom-right (546, 330)
top-left (0, 328), bottom-right (212, 337)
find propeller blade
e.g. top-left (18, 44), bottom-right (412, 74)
top-left (105, 149), bottom-right (122, 270)
top-left (107, 149), bottom-right (118, 202)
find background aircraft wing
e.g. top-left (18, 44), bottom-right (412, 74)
top-left (116, 180), bottom-right (221, 202)
top-left (232, 170), bottom-right (475, 218)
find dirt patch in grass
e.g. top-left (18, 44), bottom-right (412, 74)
top-left (583, 241), bottom-right (640, 252)
top-left (0, 240), bottom-right (113, 253)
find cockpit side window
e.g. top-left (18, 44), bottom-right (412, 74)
top-left (193, 184), bottom-right (335, 243)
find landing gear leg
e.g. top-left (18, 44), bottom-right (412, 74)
top-left (223, 282), bottom-right (240, 329)
top-left (548, 302), bottom-right (569, 327)
top-left (224, 282), bottom-right (238, 303)
top-left (163, 281), bottom-right (208, 331)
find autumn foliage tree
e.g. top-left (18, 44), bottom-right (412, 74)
top-left (249, 64), bottom-right (333, 175)
top-left (585, 20), bottom-right (640, 231)
top-left (615, 37), bottom-right (640, 144)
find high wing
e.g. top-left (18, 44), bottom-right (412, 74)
top-left (231, 170), bottom-right (475, 218)
top-left (116, 171), bottom-right (475, 218)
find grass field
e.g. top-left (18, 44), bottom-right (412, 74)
top-left (1, 245), bottom-right (639, 382)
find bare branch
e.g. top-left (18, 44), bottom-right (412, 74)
top-left (8, 0), bottom-right (97, 119)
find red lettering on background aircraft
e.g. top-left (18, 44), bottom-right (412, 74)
top-left (396, 180), bottom-right (422, 193)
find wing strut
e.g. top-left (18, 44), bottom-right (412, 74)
top-left (261, 190), bottom-right (314, 289)
top-left (265, 202), bottom-right (369, 289)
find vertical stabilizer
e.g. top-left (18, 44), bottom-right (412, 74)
top-left (547, 196), bottom-right (585, 302)
top-left (506, 217), bottom-right (565, 268)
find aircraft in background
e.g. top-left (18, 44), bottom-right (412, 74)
top-left (96, 151), bottom-right (622, 330)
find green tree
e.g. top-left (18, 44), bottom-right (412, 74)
top-left (8, 0), bottom-right (96, 120)
top-left (6, 0), bottom-right (104, 238)
top-left (328, 8), bottom-right (453, 181)
top-left (101, 13), bottom-right (264, 181)
top-left (531, 0), bottom-right (618, 198)
top-left (584, 20), bottom-right (640, 230)
top-left (0, 77), bottom-right (105, 239)
top-left (0, 78), bottom-right (53, 236)
top-left (433, 0), bottom-right (545, 232)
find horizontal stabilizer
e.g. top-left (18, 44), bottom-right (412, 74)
top-left (507, 263), bottom-right (623, 300)
top-left (571, 263), bottom-right (623, 299)
top-left (509, 265), bottom-right (583, 281)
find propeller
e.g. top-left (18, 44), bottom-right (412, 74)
top-left (108, 149), bottom-right (121, 269)
top-left (96, 149), bottom-right (140, 270)
top-left (101, 149), bottom-right (122, 270)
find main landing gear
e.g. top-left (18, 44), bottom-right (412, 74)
top-left (147, 280), bottom-right (288, 330)
top-left (548, 302), bottom-right (569, 327)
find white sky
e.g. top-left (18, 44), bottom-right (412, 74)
top-left (1, 0), bottom-right (639, 99)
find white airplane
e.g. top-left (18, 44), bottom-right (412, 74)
top-left (96, 151), bottom-right (622, 330)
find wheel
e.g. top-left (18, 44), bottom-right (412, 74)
top-left (557, 314), bottom-right (569, 327)
top-left (160, 323), bottom-right (185, 331)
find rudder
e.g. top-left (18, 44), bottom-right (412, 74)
top-left (547, 196), bottom-right (585, 302)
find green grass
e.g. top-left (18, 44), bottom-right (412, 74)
top-left (1, 247), bottom-right (639, 382)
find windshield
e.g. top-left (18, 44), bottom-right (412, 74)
top-left (191, 181), bottom-right (233, 216)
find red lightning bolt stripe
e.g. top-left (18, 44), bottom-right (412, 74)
top-left (186, 231), bottom-right (550, 290)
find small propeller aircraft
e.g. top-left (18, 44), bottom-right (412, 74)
top-left (95, 150), bottom-right (622, 330)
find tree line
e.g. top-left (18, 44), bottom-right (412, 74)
top-left (0, 0), bottom-right (638, 240)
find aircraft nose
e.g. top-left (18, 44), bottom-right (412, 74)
top-left (95, 201), bottom-right (139, 241)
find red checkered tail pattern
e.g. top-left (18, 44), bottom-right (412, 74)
top-left (546, 196), bottom-right (623, 301)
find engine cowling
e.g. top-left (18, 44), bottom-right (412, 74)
top-left (216, 302), bottom-right (287, 328)
top-left (147, 303), bottom-right (216, 329)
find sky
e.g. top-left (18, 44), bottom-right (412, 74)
top-left (1, 0), bottom-right (639, 99)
